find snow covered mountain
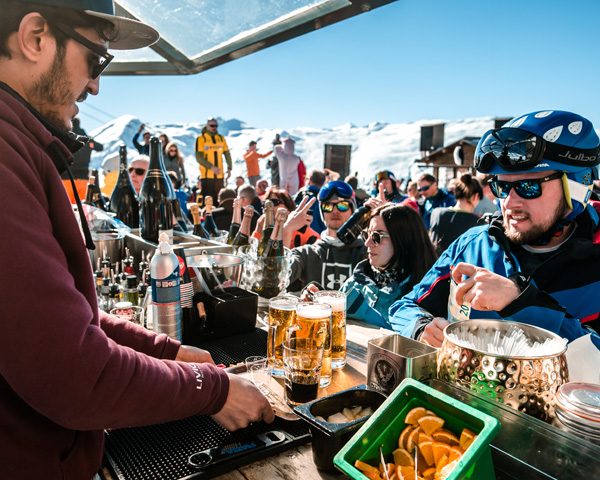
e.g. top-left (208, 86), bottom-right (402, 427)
top-left (89, 115), bottom-right (496, 188)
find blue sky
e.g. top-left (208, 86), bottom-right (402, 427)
top-left (82, 0), bottom-right (600, 132)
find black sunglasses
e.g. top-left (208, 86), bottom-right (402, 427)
top-left (488, 172), bottom-right (563, 200)
top-left (417, 184), bottom-right (432, 193)
top-left (361, 229), bottom-right (390, 245)
top-left (53, 23), bottom-right (113, 79)
top-left (208, 124), bottom-right (218, 128)
top-left (268, 198), bottom-right (283, 206)
top-left (128, 167), bottom-right (147, 176)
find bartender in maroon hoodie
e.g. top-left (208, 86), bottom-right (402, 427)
top-left (0, 1), bottom-right (273, 479)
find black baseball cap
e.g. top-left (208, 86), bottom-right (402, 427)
top-left (23, 0), bottom-right (159, 50)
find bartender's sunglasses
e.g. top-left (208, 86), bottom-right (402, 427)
top-left (53, 23), bottom-right (114, 79)
top-left (475, 127), bottom-right (599, 173)
top-left (488, 172), bottom-right (563, 200)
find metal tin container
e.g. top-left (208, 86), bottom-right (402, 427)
top-left (366, 334), bottom-right (437, 396)
top-left (437, 320), bottom-right (569, 422)
top-left (187, 253), bottom-right (245, 292)
top-left (554, 382), bottom-right (600, 444)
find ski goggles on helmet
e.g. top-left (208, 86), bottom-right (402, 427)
top-left (475, 127), bottom-right (600, 173)
top-left (488, 171), bottom-right (563, 200)
top-left (375, 171), bottom-right (395, 182)
top-left (318, 180), bottom-right (354, 202)
top-left (320, 200), bottom-right (352, 213)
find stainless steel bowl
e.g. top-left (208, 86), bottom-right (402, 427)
top-left (187, 253), bottom-right (245, 292)
top-left (437, 320), bottom-right (569, 422)
top-left (89, 232), bottom-right (124, 268)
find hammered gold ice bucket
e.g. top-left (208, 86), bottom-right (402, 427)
top-left (437, 320), bottom-right (569, 422)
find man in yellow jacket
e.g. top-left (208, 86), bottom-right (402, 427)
top-left (195, 117), bottom-right (232, 199)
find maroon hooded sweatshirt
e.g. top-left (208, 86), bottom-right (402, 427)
top-left (0, 84), bottom-right (229, 479)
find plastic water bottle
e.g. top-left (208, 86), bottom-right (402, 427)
top-left (150, 233), bottom-right (182, 340)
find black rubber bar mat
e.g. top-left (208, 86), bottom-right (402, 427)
top-left (104, 328), bottom-right (311, 479)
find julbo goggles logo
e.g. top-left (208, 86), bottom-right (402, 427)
top-left (558, 150), bottom-right (598, 163)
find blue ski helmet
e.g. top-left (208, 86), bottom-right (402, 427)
top-left (475, 110), bottom-right (600, 219)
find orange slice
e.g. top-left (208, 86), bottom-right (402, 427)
top-left (448, 445), bottom-right (463, 462)
top-left (438, 459), bottom-right (459, 479)
top-left (392, 448), bottom-right (414, 467)
top-left (432, 441), bottom-right (451, 466)
top-left (459, 428), bottom-right (476, 450)
top-left (355, 459), bottom-right (381, 478)
top-left (436, 453), bottom-right (449, 473)
top-left (423, 466), bottom-right (436, 480)
top-left (418, 432), bottom-right (433, 444)
top-left (418, 415), bottom-right (445, 436)
top-left (432, 429), bottom-right (460, 445)
top-left (396, 465), bottom-right (413, 480)
top-left (406, 426), bottom-right (421, 453)
top-left (405, 406), bottom-right (428, 425)
top-left (380, 462), bottom-right (395, 478)
top-left (398, 425), bottom-right (413, 450)
top-left (418, 440), bottom-right (434, 466)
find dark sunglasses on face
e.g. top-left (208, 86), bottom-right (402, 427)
top-left (52, 23), bottom-right (113, 79)
top-left (268, 198), bottom-right (283, 206)
top-left (320, 200), bottom-right (351, 213)
top-left (361, 229), bottom-right (391, 245)
top-left (128, 167), bottom-right (147, 176)
top-left (488, 172), bottom-right (563, 200)
top-left (417, 184), bottom-right (432, 193)
top-left (208, 124), bottom-right (218, 128)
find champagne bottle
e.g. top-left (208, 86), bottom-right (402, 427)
top-left (336, 205), bottom-right (372, 245)
top-left (232, 205), bottom-right (254, 247)
top-left (202, 196), bottom-right (219, 237)
top-left (257, 200), bottom-right (275, 256)
top-left (226, 198), bottom-right (242, 245)
top-left (84, 175), bottom-right (108, 211)
top-left (109, 145), bottom-right (140, 227)
top-left (189, 203), bottom-right (210, 238)
top-left (262, 207), bottom-right (287, 257)
top-left (139, 137), bottom-right (176, 244)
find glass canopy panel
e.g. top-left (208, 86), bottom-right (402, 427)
top-left (116, 0), bottom-right (350, 60)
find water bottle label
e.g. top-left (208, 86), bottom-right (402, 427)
top-left (151, 269), bottom-right (180, 304)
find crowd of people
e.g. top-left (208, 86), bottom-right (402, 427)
top-left (1, 1), bottom-right (600, 478)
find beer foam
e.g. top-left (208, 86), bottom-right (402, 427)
top-left (271, 299), bottom-right (297, 311)
top-left (297, 304), bottom-right (331, 318)
top-left (316, 297), bottom-right (345, 311)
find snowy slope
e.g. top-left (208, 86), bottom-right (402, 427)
top-left (90, 115), bottom-right (495, 188)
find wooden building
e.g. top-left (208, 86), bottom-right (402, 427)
top-left (416, 136), bottom-right (480, 184)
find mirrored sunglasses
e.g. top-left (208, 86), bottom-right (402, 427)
top-left (320, 200), bottom-right (352, 213)
top-left (361, 230), bottom-right (390, 245)
top-left (488, 172), bottom-right (563, 199)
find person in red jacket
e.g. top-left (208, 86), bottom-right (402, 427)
top-left (0, 2), bottom-right (273, 479)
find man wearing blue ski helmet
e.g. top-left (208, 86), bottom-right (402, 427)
top-left (389, 110), bottom-right (600, 354)
top-left (475, 110), bottom-right (600, 227)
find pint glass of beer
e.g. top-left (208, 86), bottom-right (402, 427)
top-left (268, 295), bottom-right (298, 377)
top-left (282, 337), bottom-right (324, 406)
top-left (313, 290), bottom-right (347, 369)
top-left (294, 302), bottom-right (332, 387)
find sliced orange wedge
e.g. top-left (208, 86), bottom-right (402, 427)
top-left (392, 448), bottom-right (414, 467)
top-left (418, 440), bottom-right (434, 466)
top-left (448, 445), bottom-right (463, 462)
top-left (405, 406), bottom-right (428, 425)
top-left (418, 415), bottom-right (445, 436)
top-left (406, 426), bottom-right (422, 453)
top-left (432, 441), bottom-right (451, 466)
top-left (398, 425), bottom-right (413, 450)
top-left (459, 428), bottom-right (476, 450)
top-left (432, 429), bottom-right (460, 445)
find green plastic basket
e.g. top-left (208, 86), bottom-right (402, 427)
top-left (334, 378), bottom-right (500, 480)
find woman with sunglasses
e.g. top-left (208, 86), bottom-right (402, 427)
top-left (429, 174), bottom-right (483, 255)
top-left (127, 155), bottom-right (149, 194)
top-left (163, 141), bottom-right (187, 187)
top-left (304, 204), bottom-right (437, 327)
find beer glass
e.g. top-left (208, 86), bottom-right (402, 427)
top-left (313, 290), bottom-right (347, 369)
top-left (282, 337), bottom-right (324, 406)
top-left (294, 302), bottom-right (332, 387)
top-left (268, 295), bottom-right (298, 377)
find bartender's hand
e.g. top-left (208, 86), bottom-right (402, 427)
top-left (300, 282), bottom-right (320, 301)
top-left (452, 262), bottom-right (520, 312)
top-left (419, 317), bottom-right (449, 348)
top-left (212, 374), bottom-right (275, 430)
top-left (176, 345), bottom-right (215, 364)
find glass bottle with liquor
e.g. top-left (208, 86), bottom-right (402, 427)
top-left (202, 196), bottom-right (219, 237)
top-left (256, 200), bottom-right (275, 256)
top-left (231, 205), bottom-right (254, 247)
top-left (336, 204), bottom-right (372, 245)
top-left (189, 203), bottom-right (210, 238)
top-left (262, 207), bottom-right (286, 257)
top-left (226, 198), bottom-right (242, 245)
top-left (84, 174), bottom-right (108, 211)
top-left (139, 137), bottom-right (176, 244)
top-left (109, 145), bottom-right (140, 228)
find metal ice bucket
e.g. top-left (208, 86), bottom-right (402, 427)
top-left (89, 232), bottom-right (124, 268)
top-left (186, 253), bottom-right (245, 292)
top-left (437, 319), bottom-right (569, 422)
top-left (367, 334), bottom-right (438, 396)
